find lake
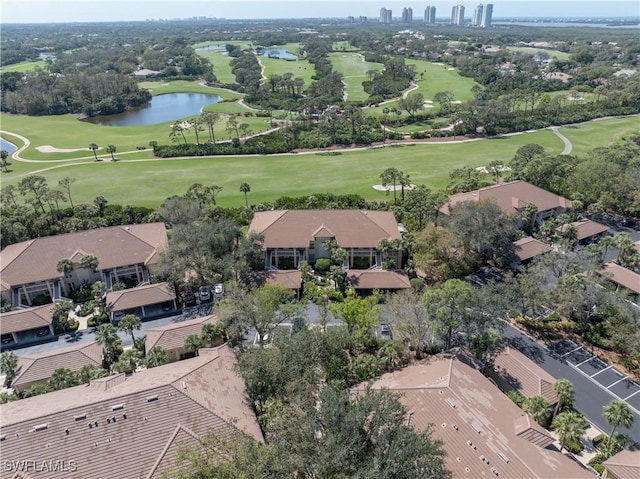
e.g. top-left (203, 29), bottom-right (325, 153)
top-left (83, 93), bottom-right (222, 126)
top-left (0, 137), bottom-right (17, 153)
top-left (262, 48), bottom-right (297, 60)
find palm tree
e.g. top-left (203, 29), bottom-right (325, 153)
top-left (239, 182), bottom-right (251, 207)
top-left (183, 334), bottom-right (203, 357)
top-left (523, 395), bottom-right (552, 426)
top-left (118, 314), bottom-right (142, 346)
top-left (78, 364), bottom-right (109, 383)
top-left (377, 341), bottom-right (402, 371)
top-left (95, 324), bottom-right (121, 370)
top-left (89, 143), bottom-right (99, 161)
top-left (22, 383), bottom-right (54, 398)
top-left (56, 258), bottom-right (74, 276)
top-left (145, 346), bottom-right (168, 368)
top-left (613, 233), bottom-right (636, 266)
top-left (552, 411), bottom-right (587, 452)
top-left (149, 140), bottom-right (158, 153)
top-left (201, 323), bottom-right (223, 347)
top-left (113, 349), bottom-right (142, 374)
top-left (79, 254), bottom-right (99, 272)
top-left (48, 367), bottom-right (80, 390)
top-left (106, 144), bottom-right (117, 161)
top-left (1, 150), bottom-right (9, 172)
top-left (603, 401), bottom-right (634, 447)
top-left (598, 235), bottom-right (616, 263)
top-left (0, 352), bottom-right (18, 385)
top-left (552, 378), bottom-right (574, 420)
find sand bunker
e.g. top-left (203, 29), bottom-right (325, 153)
top-left (36, 145), bottom-right (100, 153)
top-left (373, 184), bottom-right (416, 191)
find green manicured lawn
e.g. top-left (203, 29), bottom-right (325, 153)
top-left (328, 53), bottom-right (383, 102)
top-left (332, 41), bottom-right (360, 52)
top-left (2, 116), bottom-right (637, 208)
top-left (1, 60), bottom-right (47, 73)
top-left (505, 46), bottom-right (571, 61)
top-left (138, 80), bottom-right (243, 99)
top-left (195, 49), bottom-right (237, 84)
top-left (260, 55), bottom-right (316, 85)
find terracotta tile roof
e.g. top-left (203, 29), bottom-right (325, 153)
top-left (12, 342), bottom-right (103, 391)
top-left (512, 236), bottom-right (552, 262)
top-left (145, 315), bottom-right (218, 352)
top-left (353, 354), bottom-right (591, 479)
top-left (555, 219), bottom-right (609, 241)
top-left (440, 180), bottom-right (571, 216)
top-left (490, 346), bottom-right (559, 404)
top-left (346, 269), bottom-right (411, 290)
top-left (249, 210), bottom-right (401, 249)
top-left (105, 282), bottom-right (175, 312)
top-left (0, 346), bottom-right (263, 479)
top-left (600, 263), bottom-right (640, 294)
top-left (245, 270), bottom-right (303, 290)
top-left (0, 305), bottom-right (54, 335)
top-left (603, 447), bottom-right (640, 479)
top-left (0, 223), bottom-right (168, 287)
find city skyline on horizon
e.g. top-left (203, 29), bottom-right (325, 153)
top-left (1, 1), bottom-right (638, 24)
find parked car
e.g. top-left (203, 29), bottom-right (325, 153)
top-left (112, 311), bottom-right (125, 325)
top-left (36, 328), bottom-right (50, 337)
top-left (183, 289), bottom-right (197, 307)
top-left (214, 283), bottom-right (224, 296)
top-left (199, 286), bottom-right (212, 303)
top-left (378, 323), bottom-right (393, 340)
top-left (1, 336), bottom-right (14, 345)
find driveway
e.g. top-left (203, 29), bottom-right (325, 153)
top-left (503, 323), bottom-right (640, 443)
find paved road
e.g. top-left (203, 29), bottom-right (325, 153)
top-left (550, 126), bottom-right (573, 155)
top-left (502, 323), bottom-right (640, 443)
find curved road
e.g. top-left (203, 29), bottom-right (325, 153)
top-left (551, 126), bottom-right (573, 155)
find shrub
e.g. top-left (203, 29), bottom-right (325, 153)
top-left (410, 278), bottom-right (424, 292)
top-left (315, 258), bottom-right (332, 273)
top-left (67, 319), bottom-right (79, 332)
top-left (588, 453), bottom-right (607, 466)
top-left (591, 464), bottom-right (604, 475)
top-left (506, 390), bottom-right (526, 407)
top-left (564, 440), bottom-right (583, 454)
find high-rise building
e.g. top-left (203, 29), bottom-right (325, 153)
top-left (451, 5), bottom-right (465, 25)
top-left (380, 7), bottom-right (392, 23)
top-left (481, 3), bottom-right (493, 28)
top-left (424, 5), bottom-right (436, 24)
top-left (402, 7), bottom-right (413, 23)
top-left (472, 4), bottom-right (484, 27)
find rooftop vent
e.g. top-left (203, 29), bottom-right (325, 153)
top-left (467, 440), bottom-right (476, 450)
top-left (480, 455), bottom-right (489, 465)
top-left (181, 381), bottom-right (187, 389)
top-left (471, 423), bottom-right (482, 434)
top-left (111, 404), bottom-right (124, 411)
top-left (147, 395), bottom-right (159, 402)
top-left (446, 398), bottom-right (457, 409)
top-left (31, 423), bottom-right (49, 432)
top-left (456, 457), bottom-right (462, 462)
top-left (451, 424), bottom-right (459, 431)
top-left (441, 422), bottom-right (447, 428)
top-left (0, 435), bottom-right (5, 441)
top-left (74, 413), bottom-right (87, 421)
top-left (64, 429), bottom-right (69, 435)
top-left (491, 468), bottom-right (499, 476)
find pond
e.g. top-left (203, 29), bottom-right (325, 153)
top-left (1, 137), bottom-right (17, 153)
top-left (262, 48), bottom-right (297, 60)
top-left (83, 93), bottom-right (222, 127)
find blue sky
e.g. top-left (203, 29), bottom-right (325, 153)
top-left (1, 1), bottom-right (638, 23)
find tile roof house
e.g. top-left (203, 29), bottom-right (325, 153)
top-left (600, 262), bottom-right (640, 298)
top-left (0, 304), bottom-right (55, 349)
top-left (512, 236), bottom-right (553, 264)
top-left (145, 315), bottom-right (219, 362)
top-left (106, 282), bottom-right (177, 322)
top-left (0, 223), bottom-right (168, 308)
top-left (487, 346), bottom-right (559, 405)
top-left (440, 180), bottom-right (571, 227)
top-left (556, 219), bottom-right (610, 243)
top-left (354, 353), bottom-right (591, 479)
top-left (603, 447), bottom-right (640, 479)
top-left (12, 342), bottom-right (103, 393)
top-left (0, 346), bottom-right (263, 479)
top-left (248, 210), bottom-right (410, 292)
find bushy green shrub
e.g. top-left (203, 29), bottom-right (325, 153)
top-left (410, 278), bottom-right (424, 292)
top-left (506, 390), bottom-right (526, 407)
top-left (315, 258), bottom-right (332, 273)
top-left (564, 440), bottom-right (583, 454)
top-left (588, 453), bottom-right (607, 466)
top-left (591, 463), bottom-right (604, 475)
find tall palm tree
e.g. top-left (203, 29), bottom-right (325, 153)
top-left (118, 314), bottom-right (142, 346)
top-left (1, 150), bottom-right (9, 172)
top-left (113, 349), bottom-right (142, 374)
top-left (145, 346), bottom-right (168, 368)
top-left (201, 323), bottom-right (223, 347)
top-left (106, 144), bottom-right (117, 161)
top-left (95, 324), bottom-right (121, 370)
top-left (603, 401), bottom-right (634, 447)
top-left (89, 143), bottom-right (99, 161)
top-left (56, 258), bottom-right (74, 276)
top-left (79, 254), bottom-right (99, 272)
top-left (552, 411), bottom-right (587, 452)
top-left (523, 395), bottom-right (552, 426)
top-left (0, 352), bottom-right (18, 384)
top-left (183, 334), bottom-right (203, 357)
top-left (239, 182), bottom-right (251, 207)
top-left (613, 233), bottom-right (636, 266)
top-left (552, 378), bottom-right (574, 420)
top-left (48, 367), bottom-right (80, 390)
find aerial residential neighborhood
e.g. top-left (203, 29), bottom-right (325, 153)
top-left (1, 1), bottom-right (639, 477)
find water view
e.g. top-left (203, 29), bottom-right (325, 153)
top-left (262, 48), bottom-right (297, 60)
top-left (84, 93), bottom-right (222, 126)
top-left (0, 137), bottom-right (17, 153)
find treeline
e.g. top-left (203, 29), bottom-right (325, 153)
top-left (1, 68), bottom-right (151, 117)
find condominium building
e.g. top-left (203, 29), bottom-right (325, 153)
top-left (424, 5), bottom-right (436, 24)
top-left (482, 3), bottom-right (494, 27)
top-left (401, 7), bottom-right (413, 23)
top-left (379, 7), bottom-right (392, 23)
top-left (451, 4), bottom-right (465, 25)
top-left (472, 4), bottom-right (484, 27)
